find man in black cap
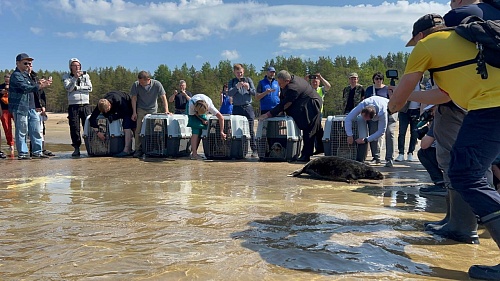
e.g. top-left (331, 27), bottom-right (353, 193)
top-left (389, 13), bottom-right (500, 280)
top-left (9, 53), bottom-right (52, 160)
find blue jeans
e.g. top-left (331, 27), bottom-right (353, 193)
top-left (13, 109), bottom-right (43, 155)
top-left (448, 107), bottom-right (500, 220)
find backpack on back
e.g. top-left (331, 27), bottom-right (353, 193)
top-left (429, 16), bottom-right (500, 80)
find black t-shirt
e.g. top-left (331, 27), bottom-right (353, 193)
top-left (174, 90), bottom-right (192, 111)
top-left (345, 87), bottom-right (356, 113)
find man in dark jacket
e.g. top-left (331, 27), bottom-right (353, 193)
top-left (259, 70), bottom-right (324, 162)
top-left (88, 91), bottom-right (135, 157)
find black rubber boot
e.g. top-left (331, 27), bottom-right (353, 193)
top-left (424, 190), bottom-right (450, 228)
top-left (425, 189), bottom-right (479, 244)
top-left (468, 216), bottom-right (500, 280)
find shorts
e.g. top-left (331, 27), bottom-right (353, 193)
top-left (188, 114), bottom-right (207, 135)
top-left (122, 115), bottom-right (136, 130)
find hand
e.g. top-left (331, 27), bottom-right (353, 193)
top-left (97, 132), bottom-right (105, 141)
top-left (166, 111), bottom-right (172, 115)
top-left (355, 138), bottom-right (365, 144)
top-left (266, 88), bottom-right (274, 94)
top-left (131, 113), bottom-right (137, 121)
top-left (258, 112), bottom-right (269, 121)
top-left (202, 120), bottom-right (208, 125)
top-left (347, 136), bottom-right (354, 145)
top-left (220, 131), bottom-right (227, 140)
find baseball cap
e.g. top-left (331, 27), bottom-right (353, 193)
top-left (406, 13), bottom-right (445, 47)
top-left (267, 66), bottom-right (276, 72)
top-left (349, 72), bottom-right (358, 78)
top-left (16, 53), bottom-right (34, 61)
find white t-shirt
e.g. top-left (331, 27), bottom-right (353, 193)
top-left (188, 94), bottom-right (220, 115)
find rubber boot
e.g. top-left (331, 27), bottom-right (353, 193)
top-left (425, 189), bottom-right (479, 244)
top-left (468, 216), bottom-right (500, 280)
top-left (424, 189), bottom-right (450, 228)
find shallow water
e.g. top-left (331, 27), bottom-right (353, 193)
top-left (0, 150), bottom-right (497, 280)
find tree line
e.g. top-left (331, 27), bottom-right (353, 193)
top-left (0, 52), bottom-right (409, 116)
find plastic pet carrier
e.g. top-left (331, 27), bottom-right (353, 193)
top-left (83, 115), bottom-right (125, 156)
top-left (322, 115), bottom-right (366, 161)
top-left (256, 116), bottom-right (301, 162)
top-left (201, 115), bottom-right (250, 159)
top-left (140, 114), bottom-right (192, 157)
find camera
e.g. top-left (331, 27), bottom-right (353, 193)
top-left (308, 74), bottom-right (317, 80)
top-left (385, 69), bottom-right (398, 86)
top-left (82, 71), bottom-right (87, 75)
top-left (416, 125), bottom-right (429, 140)
top-left (239, 77), bottom-right (245, 82)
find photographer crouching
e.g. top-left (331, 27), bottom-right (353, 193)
top-left (415, 105), bottom-right (446, 196)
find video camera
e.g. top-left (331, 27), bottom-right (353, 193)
top-left (414, 105), bottom-right (435, 140)
top-left (308, 74), bottom-right (318, 80)
top-left (385, 69), bottom-right (398, 86)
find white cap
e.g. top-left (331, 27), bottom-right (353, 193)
top-left (69, 58), bottom-right (80, 70)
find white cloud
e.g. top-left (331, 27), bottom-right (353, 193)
top-left (55, 31), bottom-right (77, 38)
top-left (221, 50), bottom-right (239, 60)
top-left (48, 0), bottom-right (450, 51)
top-left (30, 27), bottom-right (43, 35)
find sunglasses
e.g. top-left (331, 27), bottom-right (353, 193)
top-left (374, 77), bottom-right (383, 80)
top-left (23, 62), bottom-right (32, 66)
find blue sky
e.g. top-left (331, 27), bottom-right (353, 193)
top-left (1, 0), bottom-right (451, 73)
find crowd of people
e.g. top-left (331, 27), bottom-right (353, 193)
top-left (1, 0), bottom-right (500, 279)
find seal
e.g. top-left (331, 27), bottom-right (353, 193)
top-left (288, 156), bottom-right (384, 183)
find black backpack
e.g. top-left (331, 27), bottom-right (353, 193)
top-left (429, 16), bottom-right (500, 80)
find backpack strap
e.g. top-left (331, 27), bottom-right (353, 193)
top-left (428, 53), bottom-right (485, 85)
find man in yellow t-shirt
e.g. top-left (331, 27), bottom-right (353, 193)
top-left (389, 14), bottom-right (500, 279)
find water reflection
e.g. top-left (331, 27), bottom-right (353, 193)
top-left (232, 212), bottom-right (465, 278)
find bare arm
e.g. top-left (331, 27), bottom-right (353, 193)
top-left (168, 90), bottom-right (177, 103)
top-left (161, 95), bottom-right (170, 114)
top-left (318, 74), bottom-right (331, 92)
top-left (408, 88), bottom-right (451, 105)
top-left (215, 112), bottom-right (227, 140)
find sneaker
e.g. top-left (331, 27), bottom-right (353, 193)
top-left (395, 154), bottom-right (405, 162)
top-left (407, 153), bottom-right (415, 162)
top-left (0, 151), bottom-right (6, 159)
top-left (384, 160), bottom-right (394, 167)
top-left (419, 184), bottom-right (447, 196)
top-left (72, 147), bottom-right (81, 157)
top-left (251, 150), bottom-right (259, 158)
top-left (32, 153), bottom-right (49, 159)
top-left (190, 154), bottom-right (203, 160)
top-left (371, 158), bottom-right (381, 164)
top-left (18, 154), bottom-right (31, 160)
top-left (133, 150), bottom-right (144, 158)
top-left (43, 150), bottom-right (55, 156)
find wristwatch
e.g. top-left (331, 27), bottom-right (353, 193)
top-left (363, 137), bottom-right (369, 143)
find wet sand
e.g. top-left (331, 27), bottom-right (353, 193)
top-left (0, 113), bottom-right (497, 280)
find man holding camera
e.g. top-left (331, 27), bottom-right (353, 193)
top-left (306, 73), bottom-right (331, 116)
top-left (255, 66), bottom-right (280, 115)
top-left (63, 58), bottom-right (93, 157)
top-left (227, 63), bottom-right (258, 157)
top-left (168, 80), bottom-right (192, 114)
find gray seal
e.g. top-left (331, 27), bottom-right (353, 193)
top-left (289, 156), bottom-right (384, 183)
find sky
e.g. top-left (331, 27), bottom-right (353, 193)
top-left (1, 0), bottom-right (452, 73)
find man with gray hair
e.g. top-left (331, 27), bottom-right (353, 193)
top-left (169, 79), bottom-right (192, 114)
top-left (259, 70), bottom-right (323, 162)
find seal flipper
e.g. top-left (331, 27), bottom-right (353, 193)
top-left (288, 167), bottom-right (304, 177)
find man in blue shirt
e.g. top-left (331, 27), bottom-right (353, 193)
top-left (255, 66), bottom-right (280, 115)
